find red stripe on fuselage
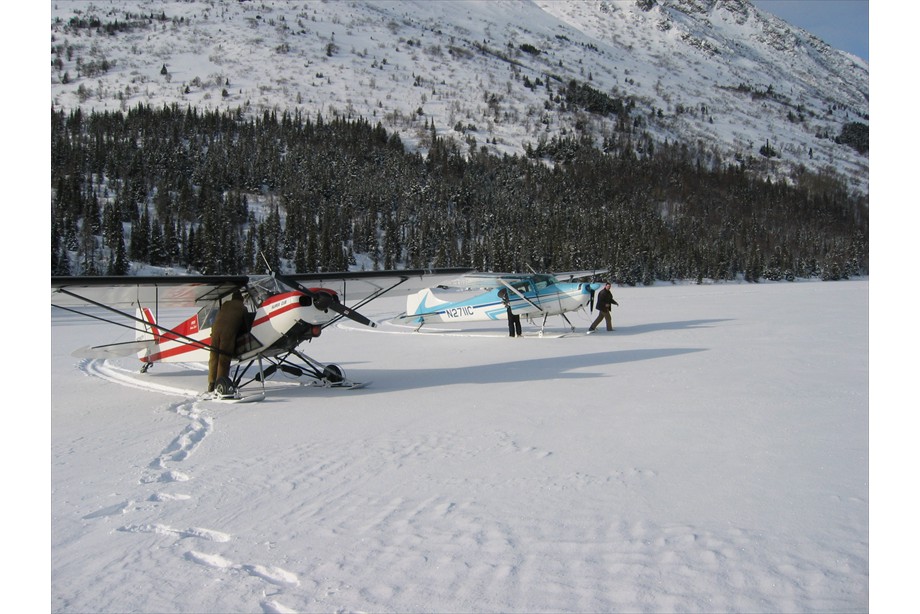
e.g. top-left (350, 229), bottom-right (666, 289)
top-left (252, 291), bottom-right (305, 328)
top-left (141, 291), bottom-right (324, 364)
top-left (141, 336), bottom-right (211, 363)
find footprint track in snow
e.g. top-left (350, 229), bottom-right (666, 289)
top-left (119, 523), bottom-right (231, 542)
top-left (184, 550), bottom-right (301, 587)
top-left (155, 414), bottom-right (214, 464)
top-left (140, 400), bottom-right (211, 483)
top-left (78, 363), bottom-right (301, 606)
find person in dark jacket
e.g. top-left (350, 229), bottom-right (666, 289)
top-left (588, 282), bottom-right (618, 333)
top-left (499, 288), bottom-right (522, 338)
top-left (208, 290), bottom-right (246, 392)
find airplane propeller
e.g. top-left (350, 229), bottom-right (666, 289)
top-left (272, 271), bottom-right (378, 328)
top-left (255, 253), bottom-right (378, 328)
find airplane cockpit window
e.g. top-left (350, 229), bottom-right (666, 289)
top-left (247, 276), bottom-right (283, 306)
top-left (533, 275), bottom-right (555, 291)
top-left (197, 304), bottom-right (219, 330)
top-left (198, 288), bottom-right (258, 331)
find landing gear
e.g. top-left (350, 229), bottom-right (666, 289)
top-left (532, 312), bottom-right (576, 337)
top-left (214, 376), bottom-right (237, 397)
top-left (561, 313), bottom-right (576, 333)
top-left (322, 363), bottom-right (345, 384)
top-left (230, 349), bottom-right (367, 392)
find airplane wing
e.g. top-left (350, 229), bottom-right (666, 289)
top-left (443, 272), bottom-right (531, 289)
top-left (51, 275), bottom-right (250, 308)
top-left (454, 269), bottom-right (609, 288)
top-left (51, 270), bottom-right (474, 329)
top-left (284, 268), bottom-right (474, 305)
top-left (553, 269), bottom-right (609, 282)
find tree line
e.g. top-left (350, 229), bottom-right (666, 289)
top-left (51, 104), bottom-right (868, 283)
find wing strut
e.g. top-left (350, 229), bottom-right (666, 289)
top-left (499, 279), bottom-right (543, 313)
top-left (322, 275), bottom-right (416, 328)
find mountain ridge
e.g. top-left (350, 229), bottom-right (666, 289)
top-left (51, 0), bottom-right (868, 195)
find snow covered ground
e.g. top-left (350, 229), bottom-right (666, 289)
top-left (48, 280), bottom-right (869, 612)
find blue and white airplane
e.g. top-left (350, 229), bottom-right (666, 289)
top-left (399, 270), bottom-right (607, 334)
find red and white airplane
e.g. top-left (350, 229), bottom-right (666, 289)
top-left (52, 268), bottom-right (472, 401)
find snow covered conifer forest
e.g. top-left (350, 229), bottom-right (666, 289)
top-left (51, 105), bottom-right (867, 281)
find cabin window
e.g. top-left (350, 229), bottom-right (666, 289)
top-left (197, 305), bottom-right (218, 330)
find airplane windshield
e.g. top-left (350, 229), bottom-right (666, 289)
top-left (532, 274), bottom-right (556, 290)
top-left (247, 276), bottom-right (287, 305)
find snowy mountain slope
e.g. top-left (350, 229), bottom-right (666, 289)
top-left (50, 0), bottom-right (868, 194)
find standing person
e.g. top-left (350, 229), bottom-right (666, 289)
top-left (499, 288), bottom-right (522, 338)
top-left (208, 290), bottom-right (246, 393)
top-left (588, 282), bottom-right (618, 333)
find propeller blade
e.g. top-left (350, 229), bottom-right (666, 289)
top-left (329, 302), bottom-right (377, 328)
top-left (275, 272), bottom-right (377, 328)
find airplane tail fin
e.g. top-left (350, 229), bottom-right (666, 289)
top-left (406, 288), bottom-right (448, 316)
top-left (136, 307), bottom-right (161, 344)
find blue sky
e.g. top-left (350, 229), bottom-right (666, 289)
top-left (752, 0), bottom-right (869, 61)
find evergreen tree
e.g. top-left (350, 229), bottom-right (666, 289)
top-left (294, 238), bottom-right (309, 272)
top-left (130, 207), bottom-right (150, 262)
top-left (56, 245), bottom-right (72, 276)
top-left (185, 225), bottom-right (199, 271)
top-left (107, 231), bottom-right (129, 275)
top-left (244, 221), bottom-right (257, 272)
top-left (149, 219), bottom-right (165, 266)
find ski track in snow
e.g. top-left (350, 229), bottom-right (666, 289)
top-left (79, 357), bottom-right (201, 398)
top-left (78, 360), bottom-right (302, 611)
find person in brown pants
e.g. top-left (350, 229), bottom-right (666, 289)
top-left (588, 282), bottom-right (617, 332)
top-left (208, 290), bottom-right (246, 392)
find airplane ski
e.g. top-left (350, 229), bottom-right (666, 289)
top-left (199, 391), bottom-right (267, 404)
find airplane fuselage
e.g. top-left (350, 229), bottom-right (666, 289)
top-left (407, 280), bottom-right (595, 325)
top-left (139, 289), bottom-right (338, 364)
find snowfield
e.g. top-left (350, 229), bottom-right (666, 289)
top-left (50, 280), bottom-right (869, 612)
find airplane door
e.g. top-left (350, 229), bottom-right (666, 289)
top-left (532, 277), bottom-right (562, 315)
top-left (515, 281), bottom-right (538, 314)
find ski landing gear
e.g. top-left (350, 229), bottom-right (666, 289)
top-left (532, 312), bottom-right (578, 336)
top-left (214, 376), bottom-right (237, 398)
top-left (198, 376), bottom-right (265, 403)
top-left (198, 349), bottom-right (368, 402)
top-left (232, 349), bottom-right (370, 395)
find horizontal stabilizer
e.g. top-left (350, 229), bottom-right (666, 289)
top-left (72, 340), bottom-right (155, 359)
